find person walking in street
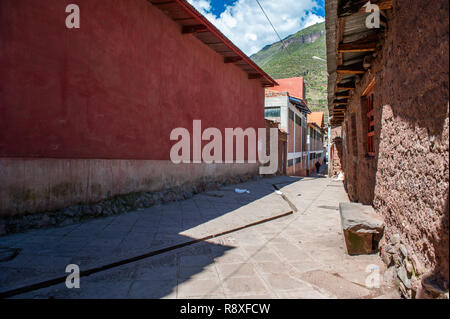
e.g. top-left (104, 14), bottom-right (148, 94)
top-left (315, 161), bottom-right (321, 174)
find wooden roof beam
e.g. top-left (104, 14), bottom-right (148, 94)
top-left (224, 56), bottom-right (243, 63)
top-left (335, 91), bottom-right (351, 98)
top-left (248, 74), bottom-right (263, 79)
top-left (334, 98), bottom-right (348, 104)
top-left (337, 63), bottom-right (365, 74)
top-left (182, 25), bottom-right (207, 34)
top-left (338, 34), bottom-right (379, 53)
top-left (337, 81), bottom-right (356, 90)
top-left (338, 0), bottom-right (393, 17)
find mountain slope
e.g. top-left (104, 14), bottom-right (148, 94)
top-left (251, 22), bottom-right (328, 118)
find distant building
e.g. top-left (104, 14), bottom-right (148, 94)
top-left (268, 77), bottom-right (306, 101)
top-left (264, 119), bottom-right (288, 175)
top-left (264, 77), bottom-right (311, 176)
top-left (307, 112), bottom-right (326, 173)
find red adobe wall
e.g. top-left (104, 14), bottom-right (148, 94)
top-left (0, 0), bottom-right (266, 216)
top-left (338, 0), bottom-right (449, 292)
top-left (0, 0), bottom-right (265, 160)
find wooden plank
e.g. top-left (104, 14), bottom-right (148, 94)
top-left (337, 82), bottom-right (355, 90)
top-left (248, 74), bottom-right (263, 79)
top-left (337, 63), bottom-right (365, 74)
top-left (335, 92), bottom-right (350, 98)
top-left (182, 25), bottom-right (207, 34)
top-left (338, 34), bottom-right (378, 52)
top-left (338, 0), bottom-right (393, 17)
top-left (224, 56), bottom-right (243, 63)
top-left (150, 0), bottom-right (175, 5)
top-left (362, 77), bottom-right (376, 96)
top-left (338, 17), bottom-right (345, 65)
top-left (173, 17), bottom-right (195, 21)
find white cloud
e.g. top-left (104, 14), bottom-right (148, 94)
top-left (187, 0), bottom-right (324, 56)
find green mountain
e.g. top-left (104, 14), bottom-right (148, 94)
top-left (251, 22), bottom-right (328, 119)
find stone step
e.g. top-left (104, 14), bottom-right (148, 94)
top-left (339, 202), bottom-right (384, 255)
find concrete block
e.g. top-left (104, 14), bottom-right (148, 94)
top-left (339, 202), bottom-right (384, 255)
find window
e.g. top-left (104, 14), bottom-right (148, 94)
top-left (264, 107), bottom-right (280, 118)
top-left (295, 114), bottom-right (301, 126)
top-left (288, 110), bottom-right (294, 120)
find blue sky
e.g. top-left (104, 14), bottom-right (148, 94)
top-left (209, 0), bottom-right (325, 18)
top-left (188, 0), bottom-right (325, 55)
top-left (208, 0), bottom-right (239, 16)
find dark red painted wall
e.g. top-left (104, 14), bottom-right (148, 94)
top-left (0, 0), bottom-right (265, 160)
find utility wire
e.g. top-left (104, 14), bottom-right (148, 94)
top-left (255, 0), bottom-right (289, 52)
top-left (255, 0), bottom-right (312, 88)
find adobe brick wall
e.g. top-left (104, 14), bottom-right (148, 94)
top-left (339, 0), bottom-right (449, 297)
top-left (0, 0), bottom-right (266, 217)
top-left (330, 127), bottom-right (343, 176)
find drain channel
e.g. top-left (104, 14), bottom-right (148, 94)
top-left (0, 210), bottom-right (293, 299)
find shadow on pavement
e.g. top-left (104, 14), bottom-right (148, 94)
top-left (0, 175), bottom-right (300, 298)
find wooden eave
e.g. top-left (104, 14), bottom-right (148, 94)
top-left (329, 0), bottom-right (393, 121)
top-left (149, 0), bottom-right (277, 87)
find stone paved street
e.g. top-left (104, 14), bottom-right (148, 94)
top-left (0, 172), bottom-right (400, 299)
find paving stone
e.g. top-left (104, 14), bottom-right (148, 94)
top-left (232, 293), bottom-right (275, 299)
top-left (0, 175), bottom-right (399, 299)
top-left (128, 279), bottom-right (177, 299)
top-left (75, 280), bottom-right (134, 299)
top-left (178, 265), bottom-right (219, 281)
top-left (262, 273), bottom-right (308, 291)
top-left (179, 254), bottom-right (213, 267)
top-left (223, 276), bottom-right (268, 295)
top-left (248, 251), bottom-right (281, 263)
top-left (216, 263), bottom-right (256, 278)
top-left (255, 261), bottom-right (295, 275)
top-left (178, 278), bottom-right (224, 298)
top-left (275, 287), bottom-right (332, 299)
top-left (295, 270), bottom-right (372, 299)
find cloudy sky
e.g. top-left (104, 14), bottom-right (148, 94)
top-left (187, 0), bottom-right (325, 56)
